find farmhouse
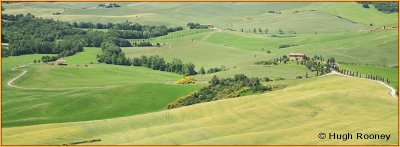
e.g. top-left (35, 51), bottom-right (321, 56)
top-left (56, 59), bottom-right (68, 65)
top-left (98, 3), bottom-right (121, 8)
top-left (289, 53), bottom-right (307, 60)
top-left (200, 24), bottom-right (214, 28)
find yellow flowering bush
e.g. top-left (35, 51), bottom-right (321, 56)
top-left (176, 76), bottom-right (197, 84)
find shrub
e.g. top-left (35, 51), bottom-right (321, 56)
top-left (199, 67), bottom-right (206, 74)
top-left (264, 77), bottom-right (273, 82)
top-left (177, 76), bottom-right (197, 84)
top-left (207, 66), bottom-right (227, 74)
top-left (278, 44), bottom-right (298, 49)
top-left (362, 3), bottom-right (370, 8)
top-left (255, 60), bottom-right (275, 65)
top-left (168, 74), bottom-right (271, 109)
top-left (227, 87), bottom-right (251, 98)
top-left (41, 55), bottom-right (58, 63)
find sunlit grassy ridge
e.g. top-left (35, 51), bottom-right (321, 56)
top-left (3, 75), bottom-right (397, 145)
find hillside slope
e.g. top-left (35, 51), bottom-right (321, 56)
top-left (3, 75), bottom-right (397, 145)
top-left (1, 49), bottom-right (203, 127)
top-left (3, 2), bottom-right (396, 33)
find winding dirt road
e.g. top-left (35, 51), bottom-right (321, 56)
top-left (7, 70), bottom-right (27, 88)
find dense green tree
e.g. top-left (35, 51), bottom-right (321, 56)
top-left (278, 29), bottom-right (284, 34)
top-left (210, 75), bottom-right (220, 86)
top-left (199, 67), bottom-right (206, 74)
top-left (183, 62), bottom-right (197, 75)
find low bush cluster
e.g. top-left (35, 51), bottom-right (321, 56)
top-left (40, 55), bottom-right (58, 63)
top-left (207, 66), bottom-right (228, 74)
top-left (132, 41), bottom-right (153, 47)
top-left (264, 77), bottom-right (285, 82)
top-left (278, 44), bottom-right (298, 49)
top-left (167, 74), bottom-right (272, 109)
top-left (186, 22), bottom-right (210, 29)
top-left (254, 60), bottom-right (277, 65)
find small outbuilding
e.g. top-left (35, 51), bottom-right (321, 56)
top-left (56, 59), bottom-right (68, 65)
top-left (289, 53), bottom-right (306, 60)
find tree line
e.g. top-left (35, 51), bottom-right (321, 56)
top-left (240, 28), bottom-right (297, 35)
top-left (96, 45), bottom-right (198, 76)
top-left (132, 55), bottom-right (197, 75)
top-left (167, 74), bottom-right (272, 109)
top-left (2, 13), bottom-right (85, 57)
top-left (2, 14), bottom-right (24, 21)
top-left (2, 13), bottom-right (185, 58)
top-left (74, 21), bottom-right (183, 39)
top-left (186, 23), bottom-right (210, 29)
top-left (332, 66), bottom-right (393, 88)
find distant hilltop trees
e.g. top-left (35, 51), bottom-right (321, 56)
top-left (187, 22), bottom-right (213, 29)
top-left (358, 2), bottom-right (398, 13)
top-left (1, 13), bottom-right (183, 58)
top-left (98, 3), bottom-right (121, 8)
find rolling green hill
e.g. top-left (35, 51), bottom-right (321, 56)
top-left (1, 2), bottom-right (398, 145)
top-left (203, 30), bottom-right (398, 66)
top-left (339, 64), bottom-right (399, 89)
top-left (3, 2), bottom-right (397, 33)
top-left (3, 75), bottom-right (397, 145)
top-left (2, 48), bottom-right (203, 127)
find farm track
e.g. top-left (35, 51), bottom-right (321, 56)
top-left (322, 70), bottom-right (397, 98)
top-left (202, 28), bottom-right (222, 41)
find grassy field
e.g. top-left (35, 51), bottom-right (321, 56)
top-left (4, 2), bottom-right (397, 33)
top-left (284, 2), bottom-right (398, 27)
top-left (2, 54), bottom-right (55, 72)
top-left (2, 48), bottom-right (203, 127)
top-left (203, 30), bottom-right (398, 66)
top-left (1, 2), bottom-right (398, 145)
top-left (3, 75), bottom-right (397, 145)
top-left (339, 64), bottom-right (399, 89)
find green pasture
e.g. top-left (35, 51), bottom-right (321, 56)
top-left (339, 64), bottom-right (399, 89)
top-left (4, 2), bottom-right (397, 33)
top-left (3, 75), bottom-right (397, 145)
top-left (1, 2), bottom-right (398, 145)
top-left (2, 51), bottom-right (203, 127)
